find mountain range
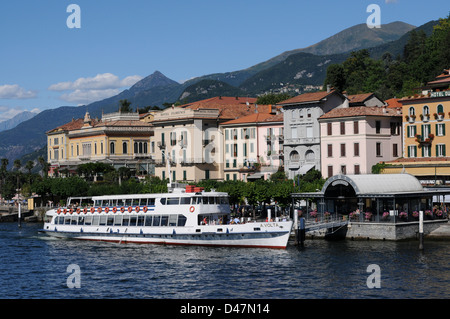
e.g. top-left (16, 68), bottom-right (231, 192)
top-left (0, 19), bottom-right (440, 169)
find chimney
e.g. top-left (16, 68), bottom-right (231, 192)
top-left (327, 85), bottom-right (331, 93)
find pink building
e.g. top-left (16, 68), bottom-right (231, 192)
top-left (221, 111), bottom-right (283, 181)
top-left (319, 107), bottom-right (402, 178)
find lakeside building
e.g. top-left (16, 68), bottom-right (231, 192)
top-left (277, 89), bottom-right (349, 179)
top-left (382, 69), bottom-right (450, 185)
top-left (318, 106), bottom-right (402, 177)
top-left (220, 109), bottom-right (283, 181)
top-left (46, 111), bottom-right (154, 176)
top-left (150, 96), bottom-right (267, 182)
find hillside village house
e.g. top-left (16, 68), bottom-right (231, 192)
top-left (319, 106), bottom-right (402, 177)
top-left (220, 110), bottom-right (283, 181)
top-left (382, 69), bottom-right (450, 185)
top-left (277, 89), bottom-right (349, 179)
top-left (150, 96), bottom-right (268, 182)
top-left (46, 111), bottom-right (154, 176)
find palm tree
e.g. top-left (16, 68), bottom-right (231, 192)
top-left (14, 159), bottom-right (21, 194)
top-left (38, 156), bottom-right (49, 178)
top-left (119, 99), bottom-right (133, 113)
top-left (0, 158), bottom-right (8, 202)
top-left (25, 161), bottom-right (35, 185)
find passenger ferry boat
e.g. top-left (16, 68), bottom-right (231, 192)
top-left (40, 185), bottom-right (293, 249)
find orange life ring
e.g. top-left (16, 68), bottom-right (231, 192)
top-left (63, 208), bottom-right (67, 214)
top-left (76, 208), bottom-right (81, 214)
top-left (83, 207), bottom-right (87, 214)
top-left (57, 208), bottom-right (61, 214)
top-left (143, 206), bottom-right (148, 213)
top-left (90, 207), bottom-right (95, 213)
top-left (189, 206), bottom-right (195, 213)
top-left (113, 207), bottom-right (117, 213)
top-left (135, 206), bottom-right (140, 213)
top-left (69, 209), bottom-right (73, 214)
top-left (106, 207), bottom-right (110, 214)
top-left (120, 207), bottom-right (125, 213)
top-left (128, 206), bottom-right (133, 213)
top-left (98, 207), bottom-right (102, 213)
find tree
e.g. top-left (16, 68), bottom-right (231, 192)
top-left (323, 64), bottom-right (346, 92)
top-left (119, 99), bottom-right (133, 113)
top-left (38, 156), bottom-right (49, 178)
top-left (256, 93), bottom-right (292, 105)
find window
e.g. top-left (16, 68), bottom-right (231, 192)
top-left (423, 105), bottom-right (430, 116)
top-left (393, 144), bottom-right (398, 157)
top-left (306, 126), bottom-right (313, 138)
top-left (408, 145), bottom-right (417, 158)
top-left (376, 142), bottom-right (382, 157)
top-left (436, 123), bottom-right (446, 136)
top-left (110, 142), bottom-right (115, 155)
top-left (409, 107), bottom-right (415, 117)
top-left (327, 123), bottom-right (332, 136)
top-left (376, 121), bottom-right (381, 134)
top-left (354, 165), bottom-right (360, 175)
top-left (422, 145), bottom-right (431, 157)
top-left (123, 142), bottom-right (128, 154)
top-left (353, 121), bottom-right (359, 134)
top-left (327, 165), bottom-right (333, 178)
top-left (437, 104), bottom-right (444, 114)
top-left (290, 151), bottom-right (300, 162)
top-left (327, 144), bottom-right (332, 157)
top-left (340, 165), bottom-right (346, 175)
top-left (437, 144), bottom-right (446, 157)
top-left (407, 125), bottom-right (417, 138)
top-left (354, 143), bottom-right (359, 157)
top-left (422, 124), bottom-right (431, 138)
top-left (340, 122), bottom-right (345, 135)
top-left (340, 144), bottom-right (346, 157)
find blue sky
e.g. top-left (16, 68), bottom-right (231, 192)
top-left (0, 0), bottom-right (448, 122)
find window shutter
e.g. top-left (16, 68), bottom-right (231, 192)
top-left (444, 124), bottom-right (446, 136)
top-left (444, 145), bottom-right (446, 157)
top-left (408, 146), bottom-right (410, 157)
top-left (436, 144), bottom-right (439, 157)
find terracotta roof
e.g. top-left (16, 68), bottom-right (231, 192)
top-left (319, 106), bottom-right (401, 120)
top-left (347, 93), bottom-right (374, 104)
top-left (178, 96), bottom-right (269, 120)
top-left (385, 157), bottom-right (450, 164)
top-left (47, 118), bottom-right (87, 134)
top-left (385, 98), bottom-right (402, 108)
top-left (277, 90), bottom-right (340, 105)
top-left (221, 112), bottom-right (282, 125)
top-left (96, 120), bottom-right (153, 127)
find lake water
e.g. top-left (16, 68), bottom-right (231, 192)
top-left (1, 223), bottom-right (449, 302)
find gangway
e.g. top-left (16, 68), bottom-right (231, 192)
top-left (305, 219), bottom-right (349, 232)
top-left (294, 216), bottom-right (349, 245)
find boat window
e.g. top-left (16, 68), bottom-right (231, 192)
top-left (177, 215), bottom-right (187, 227)
top-left (122, 215), bottom-right (129, 227)
top-left (152, 215), bottom-right (161, 226)
top-left (64, 217), bottom-right (71, 225)
top-left (220, 197), bottom-right (229, 205)
top-left (95, 200), bottom-right (102, 206)
top-left (180, 197), bottom-right (191, 205)
top-left (160, 198), bottom-right (166, 205)
top-left (129, 215), bottom-right (137, 226)
top-left (71, 217), bottom-right (78, 225)
top-left (78, 216), bottom-right (85, 225)
top-left (56, 216), bottom-right (64, 225)
top-left (202, 197), bottom-right (209, 204)
top-left (92, 215), bottom-right (99, 226)
top-left (145, 215), bottom-right (153, 226)
top-left (132, 198), bottom-right (140, 206)
top-left (99, 215), bottom-right (107, 226)
top-left (208, 197), bottom-right (215, 204)
top-left (125, 199), bottom-right (132, 206)
top-left (192, 197), bottom-right (201, 204)
top-left (137, 216), bottom-right (145, 226)
top-left (107, 216), bottom-right (114, 226)
top-left (167, 197), bottom-right (179, 205)
top-left (114, 215), bottom-right (122, 226)
top-left (148, 198), bottom-right (155, 206)
top-left (160, 215), bottom-right (168, 226)
top-left (168, 214), bottom-right (177, 226)
top-left (85, 216), bottom-right (92, 225)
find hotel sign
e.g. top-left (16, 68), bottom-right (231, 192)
top-left (431, 91), bottom-right (450, 98)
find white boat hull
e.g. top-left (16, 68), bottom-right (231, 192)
top-left (40, 221), bottom-right (293, 249)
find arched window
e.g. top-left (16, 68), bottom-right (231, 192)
top-left (134, 142), bottom-right (138, 154)
top-left (409, 107), bottom-right (415, 116)
top-left (289, 150), bottom-right (300, 162)
top-left (437, 104), bottom-right (444, 114)
top-left (123, 142), bottom-right (128, 154)
top-left (423, 105), bottom-right (430, 115)
top-left (305, 150), bottom-right (315, 162)
top-left (110, 142), bottom-right (115, 155)
top-left (143, 142), bottom-right (148, 154)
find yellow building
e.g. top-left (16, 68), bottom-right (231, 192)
top-left (383, 69), bottom-right (450, 184)
top-left (47, 111), bottom-right (154, 176)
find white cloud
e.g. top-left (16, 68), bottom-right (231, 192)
top-left (48, 73), bottom-right (143, 105)
top-left (0, 105), bottom-right (41, 122)
top-left (0, 84), bottom-right (37, 99)
top-left (59, 89), bottom-right (121, 105)
top-left (48, 73), bottom-right (143, 91)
